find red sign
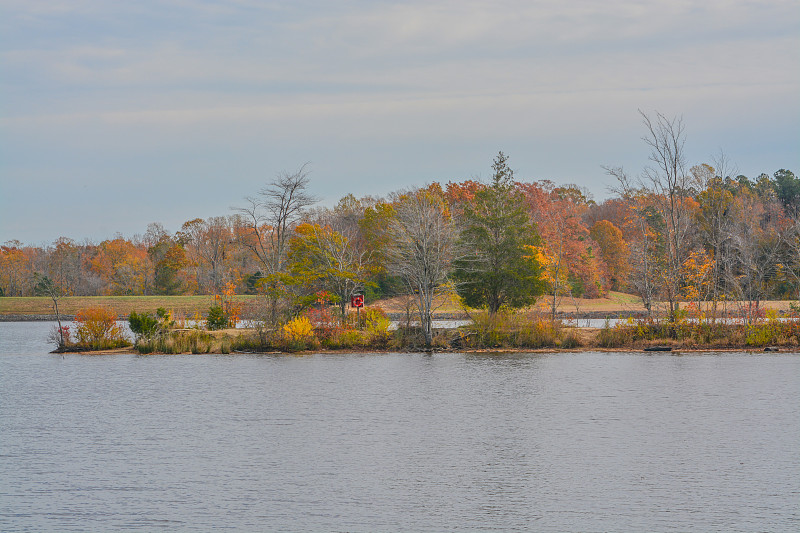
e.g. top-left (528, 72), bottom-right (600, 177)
top-left (350, 294), bottom-right (364, 308)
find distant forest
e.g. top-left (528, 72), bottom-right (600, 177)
top-left (3, 114), bottom-right (799, 323)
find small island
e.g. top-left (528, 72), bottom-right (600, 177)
top-left (2, 150), bottom-right (799, 356)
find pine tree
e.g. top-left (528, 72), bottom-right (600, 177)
top-left (453, 152), bottom-right (545, 314)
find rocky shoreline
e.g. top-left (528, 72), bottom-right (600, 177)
top-left (0, 314), bottom-right (76, 322)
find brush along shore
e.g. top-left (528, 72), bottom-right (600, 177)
top-left (113, 319), bottom-right (800, 355)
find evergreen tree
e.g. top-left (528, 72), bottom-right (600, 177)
top-left (453, 152), bottom-right (545, 314)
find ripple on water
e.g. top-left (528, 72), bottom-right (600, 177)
top-left (1, 324), bottom-right (799, 532)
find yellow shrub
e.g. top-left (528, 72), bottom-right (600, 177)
top-left (283, 316), bottom-right (314, 340)
top-left (363, 307), bottom-right (390, 336)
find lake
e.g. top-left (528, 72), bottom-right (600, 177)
top-left (1, 322), bottom-right (798, 532)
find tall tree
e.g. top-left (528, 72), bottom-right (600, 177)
top-left (386, 189), bottom-right (460, 347)
top-left (46, 237), bottom-right (84, 296)
top-left (589, 220), bottom-right (630, 291)
top-left (694, 162), bottom-right (737, 320)
top-left (179, 217), bottom-right (232, 294)
top-left (773, 169), bottom-right (800, 216)
top-left (453, 152), bottom-right (544, 315)
top-left (235, 165), bottom-right (316, 323)
top-left (521, 180), bottom-right (603, 320)
top-left (606, 111), bottom-right (696, 320)
top-left (782, 212), bottom-right (800, 302)
top-left (33, 273), bottom-right (67, 348)
top-left (726, 190), bottom-right (786, 323)
top-left (0, 241), bottom-right (35, 296)
top-left (89, 237), bottom-right (149, 295)
top-left (287, 223), bottom-right (374, 319)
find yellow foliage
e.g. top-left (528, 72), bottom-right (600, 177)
top-left (682, 249), bottom-right (715, 302)
top-left (283, 316), bottom-right (314, 340)
top-left (363, 307), bottom-right (390, 335)
top-left (527, 245), bottom-right (568, 287)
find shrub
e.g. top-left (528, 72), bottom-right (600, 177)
top-left (323, 329), bottom-right (364, 350)
top-left (462, 310), bottom-right (559, 349)
top-left (220, 336), bottom-right (231, 354)
top-left (306, 306), bottom-right (340, 341)
top-left (284, 316), bottom-right (314, 339)
top-left (363, 307), bottom-right (390, 336)
top-left (135, 330), bottom-right (214, 354)
top-left (559, 329), bottom-right (583, 349)
top-left (73, 306), bottom-right (130, 350)
top-left (596, 319), bottom-right (633, 348)
top-left (282, 316), bottom-right (319, 352)
top-left (48, 324), bottom-right (71, 350)
top-left (231, 333), bottom-right (271, 352)
top-left (515, 317), bottom-right (560, 348)
top-left (129, 310), bottom-right (159, 338)
top-left (206, 305), bottom-right (228, 330)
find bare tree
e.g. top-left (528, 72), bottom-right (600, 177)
top-left (603, 167), bottom-right (660, 318)
top-left (606, 110), bottom-right (696, 320)
top-left (180, 216), bottom-right (233, 294)
top-left (386, 189), bottom-right (460, 348)
top-left (33, 273), bottom-right (66, 349)
top-left (628, 213), bottom-right (659, 318)
top-left (234, 165), bottom-right (316, 323)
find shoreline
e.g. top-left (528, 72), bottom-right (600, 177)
top-left (63, 345), bottom-right (799, 356)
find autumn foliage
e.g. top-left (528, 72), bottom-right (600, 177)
top-left (2, 157), bottom-right (799, 331)
top-left (71, 307), bottom-right (130, 350)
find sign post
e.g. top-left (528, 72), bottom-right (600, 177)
top-left (350, 294), bottom-right (364, 327)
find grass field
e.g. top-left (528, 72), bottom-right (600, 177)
top-left (0, 292), bottom-right (795, 318)
top-left (0, 295), bottom-right (258, 318)
top-left (377, 291), bottom-right (648, 315)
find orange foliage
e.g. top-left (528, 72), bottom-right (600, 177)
top-left (89, 238), bottom-right (150, 295)
top-left (518, 181), bottom-right (606, 298)
top-left (74, 306), bottom-right (128, 347)
top-left (0, 241), bottom-right (36, 296)
top-left (590, 220), bottom-right (630, 291)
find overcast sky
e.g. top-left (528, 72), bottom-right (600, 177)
top-left (2, 0), bottom-right (798, 245)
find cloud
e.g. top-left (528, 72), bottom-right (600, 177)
top-left (0, 0), bottom-right (798, 243)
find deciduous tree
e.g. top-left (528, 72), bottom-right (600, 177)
top-left (89, 237), bottom-right (149, 295)
top-left (606, 111), bottom-right (697, 320)
top-left (589, 220), bottom-right (630, 291)
top-left (386, 188), bottom-right (460, 347)
top-left (288, 223), bottom-right (374, 319)
top-left (235, 165), bottom-right (316, 324)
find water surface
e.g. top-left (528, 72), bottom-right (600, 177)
top-left (1, 322), bottom-right (798, 531)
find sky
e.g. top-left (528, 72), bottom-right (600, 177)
top-left (1, 0), bottom-right (798, 245)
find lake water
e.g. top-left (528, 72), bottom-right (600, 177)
top-left (1, 322), bottom-right (798, 532)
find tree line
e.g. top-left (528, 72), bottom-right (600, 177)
top-left (3, 112), bottom-right (799, 340)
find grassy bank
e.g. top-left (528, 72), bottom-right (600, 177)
top-left (5, 292), bottom-right (796, 320)
top-left (0, 295), bottom-right (257, 318)
top-left (121, 312), bottom-right (799, 355)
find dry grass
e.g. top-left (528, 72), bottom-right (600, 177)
top-left (1, 292), bottom-right (795, 319)
top-left (0, 295), bottom-right (257, 317)
top-left (373, 291), bottom-right (647, 316)
top-left (371, 291), bottom-right (797, 317)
